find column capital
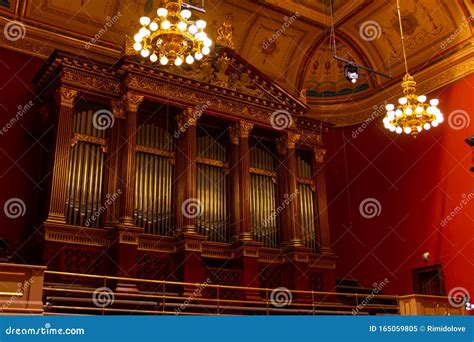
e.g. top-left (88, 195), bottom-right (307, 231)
top-left (228, 125), bottom-right (239, 145)
top-left (314, 147), bottom-right (326, 163)
top-left (277, 132), bottom-right (301, 153)
top-left (122, 93), bottom-right (144, 113)
top-left (57, 87), bottom-right (77, 108)
top-left (177, 107), bottom-right (201, 130)
top-left (235, 121), bottom-right (254, 139)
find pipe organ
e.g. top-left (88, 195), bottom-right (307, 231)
top-left (34, 48), bottom-right (336, 295)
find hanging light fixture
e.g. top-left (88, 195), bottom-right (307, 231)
top-left (383, 0), bottom-right (443, 137)
top-left (133, 0), bottom-right (212, 66)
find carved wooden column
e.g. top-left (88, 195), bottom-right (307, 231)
top-left (235, 121), bottom-right (254, 241)
top-left (175, 107), bottom-right (200, 234)
top-left (277, 132), bottom-right (303, 247)
top-left (230, 121), bottom-right (261, 300)
top-left (109, 93), bottom-right (143, 292)
top-left (174, 108), bottom-right (205, 294)
top-left (46, 87), bottom-right (77, 224)
top-left (103, 100), bottom-right (124, 227)
top-left (313, 147), bottom-right (332, 254)
top-left (228, 126), bottom-right (241, 241)
top-left (118, 93), bottom-right (144, 225)
top-left (278, 132), bottom-right (311, 298)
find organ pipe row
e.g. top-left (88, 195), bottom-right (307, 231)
top-left (134, 123), bottom-right (174, 235)
top-left (250, 175), bottom-right (278, 248)
top-left (196, 128), bottom-right (228, 242)
top-left (250, 141), bottom-right (278, 248)
top-left (65, 110), bottom-right (105, 227)
top-left (297, 151), bottom-right (318, 251)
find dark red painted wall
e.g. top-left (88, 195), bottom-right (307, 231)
top-left (326, 74), bottom-right (474, 297)
top-left (0, 48), bottom-right (44, 259)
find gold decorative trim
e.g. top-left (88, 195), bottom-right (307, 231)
top-left (111, 100), bottom-right (125, 119)
top-left (177, 107), bottom-right (201, 129)
top-left (71, 133), bottom-right (107, 153)
top-left (136, 145), bottom-right (174, 159)
top-left (196, 156), bottom-right (228, 169)
top-left (250, 167), bottom-right (277, 179)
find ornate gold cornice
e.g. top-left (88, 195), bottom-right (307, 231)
top-left (57, 87), bottom-right (77, 108)
top-left (122, 93), bottom-right (144, 113)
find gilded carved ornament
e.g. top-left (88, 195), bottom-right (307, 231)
top-left (57, 87), bottom-right (77, 108)
top-left (237, 121), bottom-right (254, 138)
top-left (123, 93), bottom-right (144, 112)
top-left (177, 107), bottom-right (201, 129)
top-left (314, 148), bottom-right (326, 163)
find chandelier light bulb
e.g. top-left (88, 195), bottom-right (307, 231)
top-left (398, 97), bottom-right (408, 105)
top-left (202, 46), bottom-right (211, 55)
top-left (134, 33), bottom-right (143, 42)
top-left (396, 127), bottom-right (403, 134)
top-left (426, 106), bottom-right (434, 114)
top-left (389, 126), bottom-right (396, 132)
top-left (181, 9), bottom-right (191, 19)
top-left (395, 109), bottom-right (403, 117)
top-left (188, 25), bottom-right (198, 34)
top-left (157, 8), bottom-right (168, 17)
top-left (178, 21), bottom-right (187, 31)
top-left (149, 21), bottom-right (159, 31)
top-left (175, 57), bottom-right (183, 66)
top-left (404, 127), bottom-right (412, 134)
top-left (418, 95), bottom-right (427, 103)
top-left (386, 104), bottom-right (395, 111)
top-left (160, 56), bottom-right (169, 65)
top-left (161, 20), bottom-right (171, 30)
top-left (186, 55), bottom-right (194, 64)
top-left (194, 52), bottom-right (203, 60)
top-left (150, 53), bottom-right (158, 62)
top-left (133, 42), bottom-right (142, 51)
top-left (140, 16), bottom-right (151, 26)
top-left (423, 123), bottom-right (431, 130)
top-left (141, 49), bottom-right (150, 57)
top-left (139, 28), bottom-right (150, 37)
top-left (196, 20), bottom-right (207, 29)
top-left (404, 107), bottom-right (413, 115)
top-left (430, 99), bottom-right (439, 106)
top-left (431, 120), bottom-right (439, 127)
top-left (416, 126), bottom-right (422, 133)
top-left (415, 106), bottom-right (423, 114)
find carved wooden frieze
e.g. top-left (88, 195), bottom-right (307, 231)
top-left (61, 68), bottom-right (120, 96)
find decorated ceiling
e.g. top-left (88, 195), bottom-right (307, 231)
top-left (0, 0), bottom-right (472, 125)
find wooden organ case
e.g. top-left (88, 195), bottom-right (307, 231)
top-left (32, 46), bottom-right (337, 296)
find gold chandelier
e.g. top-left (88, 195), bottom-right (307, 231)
top-left (383, 0), bottom-right (443, 137)
top-left (133, 0), bottom-right (212, 66)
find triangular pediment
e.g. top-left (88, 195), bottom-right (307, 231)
top-left (124, 44), bottom-right (309, 112)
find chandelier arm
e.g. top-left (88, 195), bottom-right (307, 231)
top-left (396, 0), bottom-right (409, 75)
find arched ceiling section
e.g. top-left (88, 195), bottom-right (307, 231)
top-left (0, 0), bottom-right (472, 126)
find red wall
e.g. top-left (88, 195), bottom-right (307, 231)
top-left (0, 48), bottom-right (44, 258)
top-left (326, 74), bottom-right (474, 297)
